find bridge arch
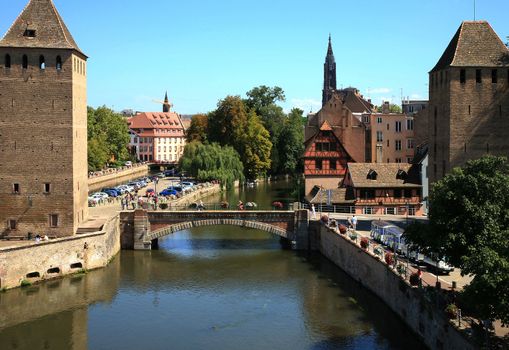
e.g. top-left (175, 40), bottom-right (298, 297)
top-left (147, 219), bottom-right (290, 242)
top-left (120, 209), bottom-right (310, 250)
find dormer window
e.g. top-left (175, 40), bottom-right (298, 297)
top-left (396, 169), bottom-right (408, 180)
top-left (23, 29), bottom-right (36, 38)
top-left (367, 169), bottom-right (377, 180)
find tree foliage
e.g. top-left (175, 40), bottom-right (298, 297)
top-left (277, 108), bottom-right (305, 174)
top-left (179, 142), bottom-right (244, 189)
top-left (241, 111), bottom-right (272, 180)
top-left (404, 156), bottom-right (509, 323)
top-left (186, 113), bottom-right (209, 143)
top-left (87, 106), bottom-right (130, 171)
top-left (245, 85), bottom-right (285, 113)
top-left (377, 103), bottom-right (402, 113)
top-left (208, 96), bottom-right (272, 179)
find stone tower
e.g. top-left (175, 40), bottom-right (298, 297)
top-left (0, 0), bottom-right (88, 237)
top-left (428, 21), bottom-right (509, 183)
top-left (322, 35), bottom-right (337, 106)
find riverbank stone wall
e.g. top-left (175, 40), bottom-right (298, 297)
top-left (319, 224), bottom-right (474, 350)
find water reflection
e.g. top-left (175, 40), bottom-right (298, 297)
top-left (0, 181), bottom-right (425, 350)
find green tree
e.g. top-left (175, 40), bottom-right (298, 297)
top-left (377, 103), bottom-right (402, 113)
top-left (208, 96), bottom-right (272, 179)
top-left (87, 106), bottom-right (130, 170)
top-left (245, 85), bottom-right (285, 113)
top-left (277, 108), bottom-right (305, 174)
top-left (405, 156), bottom-right (509, 324)
top-left (186, 114), bottom-right (209, 143)
top-left (241, 111), bottom-right (272, 180)
top-left (208, 96), bottom-right (248, 146)
top-left (245, 86), bottom-right (286, 174)
top-left (179, 142), bottom-right (244, 189)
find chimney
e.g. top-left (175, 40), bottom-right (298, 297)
top-left (382, 101), bottom-right (390, 114)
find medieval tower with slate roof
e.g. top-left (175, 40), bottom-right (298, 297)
top-left (428, 21), bottom-right (509, 183)
top-left (0, 0), bottom-right (88, 237)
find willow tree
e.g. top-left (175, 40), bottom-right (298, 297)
top-left (179, 142), bottom-right (244, 189)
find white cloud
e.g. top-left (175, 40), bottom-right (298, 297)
top-left (290, 98), bottom-right (322, 113)
top-left (369, 87), bottom-right (391, 94)
top-left (410, 93), bottom-right (422, 99)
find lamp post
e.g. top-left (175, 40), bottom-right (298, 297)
top-left (405, 200), bottom-right (409, 226)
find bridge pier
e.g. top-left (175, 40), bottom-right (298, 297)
top-left (293, 209), bottom-right (310, 250)
top-left (133, 210), bottom-right (152, 250)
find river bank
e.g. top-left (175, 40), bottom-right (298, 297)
top-left (316, 220), bottom-right (475, 350)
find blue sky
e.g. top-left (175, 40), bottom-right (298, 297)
top-left (2, 0), bottom-right (508, 114)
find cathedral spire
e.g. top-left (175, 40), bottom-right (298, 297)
top-left (163, 91), bottom-right (170, 112)
top-left (322, 35), bottom-right (337, 106)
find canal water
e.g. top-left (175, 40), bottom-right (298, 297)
top-left (0, 181), bottom-right (425, 350)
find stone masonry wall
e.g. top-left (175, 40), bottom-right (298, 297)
top-left (0, 215), bottom-right (121, 290)
top-left (88, 164), bottom-right (149, 192)
top-left (319, 225), bottom-right (474, 350)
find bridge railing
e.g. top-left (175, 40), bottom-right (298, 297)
top-left (297, 202), bottom-right (357, 214)
top-left (146, 202), bottom-right (296, 212)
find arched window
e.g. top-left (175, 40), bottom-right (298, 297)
top-left (4, 54), bottom-right (10, 68)
top-left (22, 54), bottom-right (28, 69)
top-left (39, 55), bottom-right (45, 70)
top-left (56, 56), bottom-right (62, 70)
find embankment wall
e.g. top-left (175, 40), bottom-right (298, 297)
top-left (318, 224), bottom-right (474, 350)
top-left (0, 215), bottom-right (121, 290)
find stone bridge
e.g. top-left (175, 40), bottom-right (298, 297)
top-left (120, 209), bottom-right (310, 250)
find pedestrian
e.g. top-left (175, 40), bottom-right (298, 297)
top-left (311, 204), bottom-right (316, 219)
top-left (351, 215), bottom-right (358, 231)
top-left (35, 234), bottom-right (41, 243)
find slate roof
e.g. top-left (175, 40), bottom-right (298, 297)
top-left (347, 163), bottom-right (421, 188)
top-left (341, 89), bottom-right (373, 113)
top-left (431, 21), bottom-right (508, 72)
top-left (0, 0), bottom-right (84, 56)
top-left (306, 186), bottom-right (354, 205)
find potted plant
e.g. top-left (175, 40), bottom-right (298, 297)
top-left (373, 246), bottom-right (383, 259)
top-left (409, 272), bottom-right (421, 286)
top-left (360, 237), bottom-right (369, 250)
top-left (385, 252), bottom-right (394, 265)
top-left (349, 232), bottom-right (358, 241)
top-left (159, 203), bottom-right (168, 210)
top-left (321, 215), bottom-right (329, 223)
top-left (338, 224), bottom-right (347, 234)
top-left (397, 264), bottom-right (407, 276)
top-left (445, 304), bottom-right (458, 319)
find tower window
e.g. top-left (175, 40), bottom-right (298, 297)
top-left (49, 214), bottom-right (59, 228)
top-left (492, 69), bottom-right (498, 84)
top-left (476, 69), bottom-right (482, 83)
top-left (22, 55), bottom-right (28, 69)
top-left (13, 183), bottom-right (20, 194)
top-left (8, 219), bottom-right (17, 230)
top-left (460, 69), bottom-right (466, 84)
top-left (56, 56), bottom-right (62, 70)
top-left (23, 29), bottom-right (36, 38)
top-left (4, 54), bottom-right (10, 68)
top-left (44, 183), bottom-right (51, 193)
top-left (39, 55), bottom-right (45, 70)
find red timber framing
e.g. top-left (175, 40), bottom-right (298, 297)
top-left (303, 121), bottom-right (354, 177)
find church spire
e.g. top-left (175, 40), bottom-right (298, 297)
top-left (322, 35), bottom-right (337, 106)
top-left (163, 91), bottom-right (171, 112)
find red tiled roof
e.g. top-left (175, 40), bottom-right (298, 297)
top-left (128, 112), bottom-right (185, 137)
